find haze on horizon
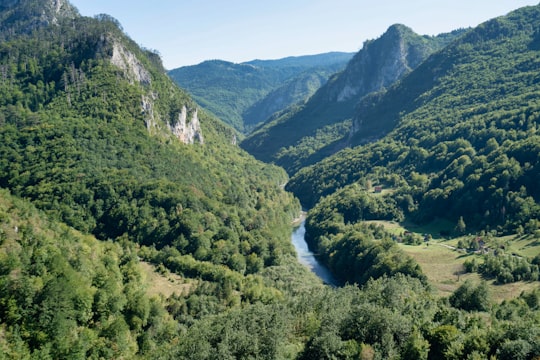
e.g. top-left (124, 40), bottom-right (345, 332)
top-left (70, 0), bottom-right (539, 69)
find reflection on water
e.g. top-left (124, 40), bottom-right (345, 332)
top-left (291, 221), bottom-right (339, 286)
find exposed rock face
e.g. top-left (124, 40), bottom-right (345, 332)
top-left (332, 24), bottom-right (434, 103)
top-left (106, 34), bottom-right (202, 145)
top-left (141, 94), bottom-right (204, 144)
top-left (169, 106), bottom-right (204, 144)
top-left (111, 41), bottom-right (151, 85)
top-left (46, 0), bottom-right (76, 24)
top-left (241, 24), bottom-right (463, 174)
top-left (141, 94), bottom-right (158, 132)
top-left (0, 0), bottom-right (78, 37)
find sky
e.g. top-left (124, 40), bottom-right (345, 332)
top-left (69, 0), bottom-right (539, 69)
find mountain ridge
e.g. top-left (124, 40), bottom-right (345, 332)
top-left (0, 0), bottom-right (299, 310)
top-left (241, 24), bottom-right (465, 174)
top-left (168, 52), bottom-right (354, 132)
top-left (287, 4), bottom-right (540, 234)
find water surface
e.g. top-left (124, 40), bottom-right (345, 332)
top-left (291, 221), bottom-right (339, 286)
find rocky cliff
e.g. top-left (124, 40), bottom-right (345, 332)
top-left (0, 0), bottom-right (78, 37)
top-left (169, 106), bottom-right (204, 144)
top-left (327, 24), bottom-right (455, 104)
top-left (111, 40), bottom-right (152, 85)
top-left (241, 25), bottom-right (463, 174)
top-left (105, 37), bottom-right (202, 144)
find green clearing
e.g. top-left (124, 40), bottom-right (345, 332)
top-left (401, 218), bottom-right (456, 240)
top-left (139, 261), bottom-right (194, 299)
top-left (369, 220), bottom-right (540, 302)
top-left (401, 242), bottom-right (540, 302)
top-left (399, 242), bottom-right (476, 298)
top-left (364, 220), bottom-right (405, 235)
top-left (508, 235), bottom-right (540, 258)
top-left (366, 218), bottom-right (456, 240)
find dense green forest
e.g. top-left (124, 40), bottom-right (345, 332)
top-left (4, 187), bottom-right (540, 359)
top-left (0, 0), bottom-right (303, 266)
top-left (2, 1), bottom-right (540, 359)
top-left (304, 185), bottom-right (425, 285)
top-left (282, 6), bottom-right (540, 328)
top-left (0, 188), bottom-right (179, 358)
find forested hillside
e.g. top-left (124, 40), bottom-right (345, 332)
top-left (241, 25), bottom-right (463, 174)
top-left (2, 1), bottom-right (540, 359)
top-left (288, 5), bottom-right (540, 230)
top-left (0, 188), bottom-right (180, 358)
top-left (168, 53), bottom-right (353, 133)
top-left (5, 188), bottom-right (540, 360)
top-left (286, 4), bottom-right (540, 301)
top-left (0, 1), bottom-right (300, 356)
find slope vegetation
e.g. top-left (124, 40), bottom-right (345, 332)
top-left (288, 5), bottom-right (540, 273)
top-left (3, 1), bottom-right (540, 359)
top-left (168, 53), bottom-right (353, 132)
top-left (0, 188), bottom-right (180, 358)
top-left (242, 25), bottom-right (463, 174)
top-left (0, 0), bottom-right (300, 313)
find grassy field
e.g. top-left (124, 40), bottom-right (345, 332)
top-left (365, 218), bottom-right (456, 239)
top-left (508, 235), bottom-right (540, 257)
top-left (399, 242), bottom-right (476, 297)
top-left (400, 242), bottom-right (540, 302)
top-left (364, 220), bottom-right (405, 235)
top-left (139, 261), bottom-right (194, 298)
top-left (365, 219), bottom-right (540, 302)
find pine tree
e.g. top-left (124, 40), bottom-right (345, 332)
top-left (455, 216), bottom-right (466, 235)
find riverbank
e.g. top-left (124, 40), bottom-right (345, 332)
top-left (291, 218), bottom-right (339, 286)
top-left (291, 211), bottom-right (307, 227)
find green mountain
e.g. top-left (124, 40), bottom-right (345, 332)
top-left (168, 52), bottom-right (353, 132)
top-left (0, 0), bottom-right (306, 266)
top-left (0, 0), bottom-right (79, 37)
top-left (3, 1), bottom-right (540, 359)
top-left (288, 4), bottom-right (540, 233)
top-left (0, 188), bottom-right (180, 358)
top-left (241, 25), bottom-right (463, 174)
top-left (0, 1), bottom-right (303, 355)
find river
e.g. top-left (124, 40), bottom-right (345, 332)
top-left (292, 220), bottom-right (339, 286)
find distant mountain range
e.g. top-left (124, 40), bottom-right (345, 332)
top-left (241, 24), bottom-right (465, 174)
top-left (168, 52), bottom-right (354, 132)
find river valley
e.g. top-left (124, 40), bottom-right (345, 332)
top-left (291, 220), bottom-right (339, 286)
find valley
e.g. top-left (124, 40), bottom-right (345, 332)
top-left (291, 220), bottom-right (339, 286)
top-left (1, 1), bottom-right (540, 359)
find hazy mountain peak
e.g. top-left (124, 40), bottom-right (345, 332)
top-left (385, 23), bottom-right (415, 36)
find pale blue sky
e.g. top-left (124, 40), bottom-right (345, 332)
top-left (69, 0), bottom-right (539, 69)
